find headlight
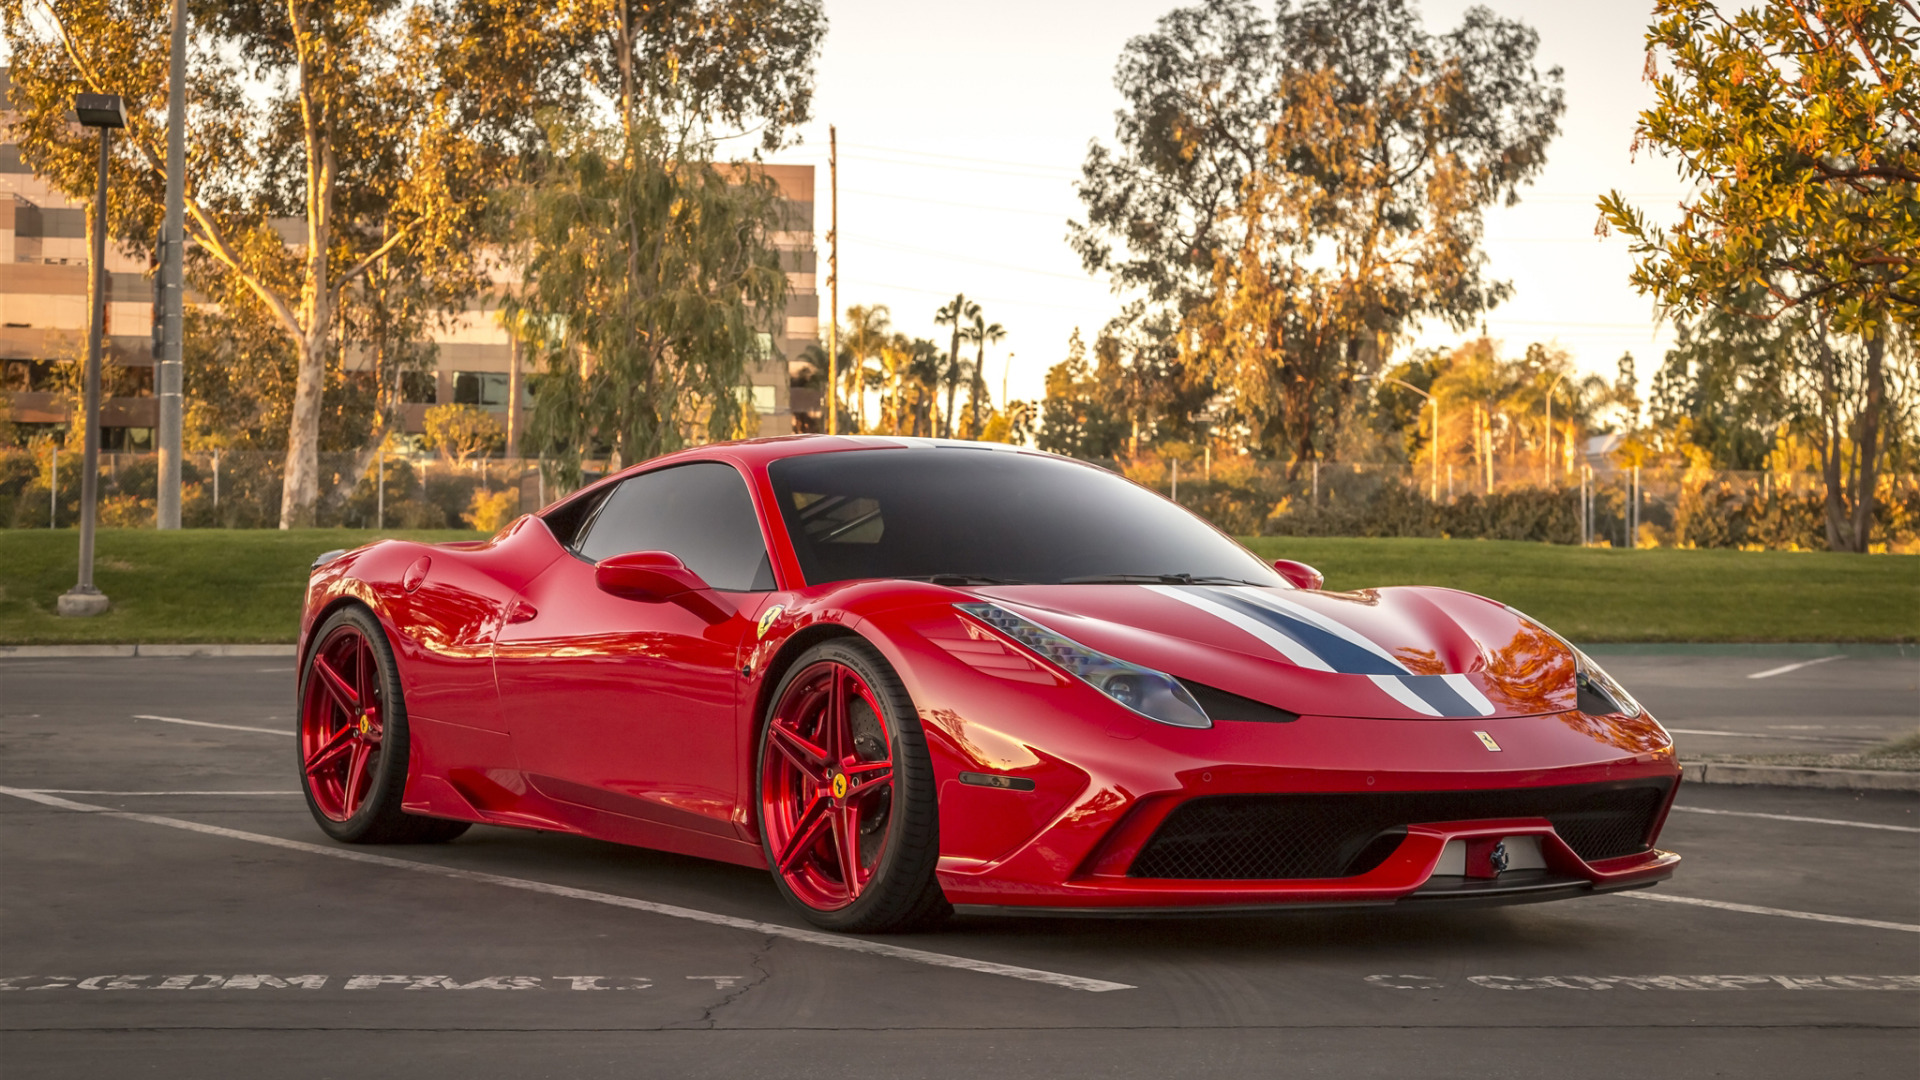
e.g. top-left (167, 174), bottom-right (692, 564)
top-left (955, 602), bottom-right (1212, 729)
top-left (1574, 648), bottom-right (1643, 718)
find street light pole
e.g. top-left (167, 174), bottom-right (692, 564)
top-left (1543, 370), bottom-right (1567, 488)
top-left (155, 0), bottom-right (188, 529)
top-left (1378, 375), bottom-right (1441, 503)
top-left (61, 93), bottom-right (127, 618)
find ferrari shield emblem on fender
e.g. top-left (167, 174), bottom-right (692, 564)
top-left (1474, 730), bottom-right (1501, 751)
top-left (757, 605), bottom-right (785, 639)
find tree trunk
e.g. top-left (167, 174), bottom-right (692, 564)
top-left (1815, 334), bottom-right (1851, 551)
top-left (280, 329), bottom-right (328, 527)
top-left (1847, 331), bottom-right (1886, 553)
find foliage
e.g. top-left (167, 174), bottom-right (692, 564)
top-left (1, 0), bottom-right (515, 526)
top-left (959, 311), bottom-right (1006, 438)
top-left (1036, 330), bottom-right (1131, 460)
top-left (422, 404), bottom-right (506, 464)
top-left (1649, 299), bottom-right (1800, 470)
top-left (2, 0), bottom-right (825, 526)
top-left (932, 293), bottom-right (979, 438)
top-left (465, 487), bottom-right (520, 532)
top-left (839, 304), bottom-right (891, 432)
top-left (1598, 0), bottom-right (1919, 551)
top-left (1073, 0), bottom-right (1564, 470)
top-left (510, 122), bottom-right (791, 485)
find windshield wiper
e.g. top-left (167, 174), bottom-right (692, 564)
top-left (1060, 572), bottom-right (1270, 587)
top-left (909, 573), bottom-right (1030, 586)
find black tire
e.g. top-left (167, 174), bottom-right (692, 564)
top-left (757, 638), bottom-right (949, 932)
top-left (297, 605), bottom-right (469, 845)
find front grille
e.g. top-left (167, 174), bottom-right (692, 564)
top-left (1128, 780), bottom-right (1671, 880)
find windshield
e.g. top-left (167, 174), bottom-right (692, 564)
top-left (766, 447), bottom-right (1286, 588)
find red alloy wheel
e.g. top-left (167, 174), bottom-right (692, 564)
top-left (760, 660), bottom-right (897, 912)
top-left (299, 623), bottom-right (387, 822)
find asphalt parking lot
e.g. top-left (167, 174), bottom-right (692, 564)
top-left (2, 655), bottom-right (1915, 1079)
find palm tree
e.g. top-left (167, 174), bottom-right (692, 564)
top-left (933, 293), bottom-right (980, 437)
top-left (841, 304), bottom-right (892, 433)
top-left (962, 312), bottom-right (1005, 438)
top-left (906, 337), bottom-right (944, 436)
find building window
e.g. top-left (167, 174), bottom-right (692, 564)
top-left (99, 426), bottom-right (153, 452)
top-left (399, 371), bottom-right (437, 404)
top-left (739, 385), bottom-right (777, 414)
top-left (452, 371), bottom-right (509, 407)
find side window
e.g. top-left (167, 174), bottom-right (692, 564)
top-left (573, 462), bottom-right (775, 592)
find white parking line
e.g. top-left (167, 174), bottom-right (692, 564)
top-left (0, 786), bottom-right (1134, 994)
top-left (1668, 805), bottom-right (1920, 833)
top-left (133, 715), bottom-right (293, 737)
top-left (1746, 655), bottom-right (1845, 680)
top-left (1667, 727), bottom-right (1878, 743)
top-left (1619, 891), bottom-right (1920, 933)
top-left (20, 790), bottom-right (301, 796)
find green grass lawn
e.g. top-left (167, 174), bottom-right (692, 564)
top-left (0, 529), bottom-right (478, 645)
top-left (1242, 536), bottom-right (1918, 643)
top-left (0, 529), bottom-right (1913, 644)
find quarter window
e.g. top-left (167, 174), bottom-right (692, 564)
top-left (573, 462), bottom-right (775, 592)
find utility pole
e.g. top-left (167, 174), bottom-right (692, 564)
top-left (61, 94), bottom-right (126, 617)
top-left (825, 126), bottom-right (839, 436)
top-left (155, 0), bottom-right (187, 529)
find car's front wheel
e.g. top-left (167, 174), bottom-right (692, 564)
top-left (298, 606), bottom-right (469, 844)
top-left (757, 639), bottom-right (947, 932)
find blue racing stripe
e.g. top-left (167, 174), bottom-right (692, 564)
top-left (1398, 675), bottom-right (1480, 718)
top-left (1198, 589), bottom-right (1405, 676)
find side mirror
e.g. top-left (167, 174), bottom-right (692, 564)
top-left (595, 551), bottom-right (708, 603)
top-left (593, 551), bottom-right (735, 623)
top-left (1271, 559), bottom-right (1325, 591)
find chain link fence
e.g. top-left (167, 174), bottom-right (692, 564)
top-left (3, 445), bottom-right (1915, 551)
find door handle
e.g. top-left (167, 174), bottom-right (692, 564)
top-left (508, 600), bottom-right (538, 624)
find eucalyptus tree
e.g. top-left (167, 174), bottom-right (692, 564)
top-left (3, 0), bottom-right (825, 523)
top-left (1072, 0), bottom-right (1563, 469)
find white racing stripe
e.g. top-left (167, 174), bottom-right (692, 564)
top-left (134, 715), bottom-right (293, 738)
top-left (1367, 674), bottom-right (1441, 716)
top-left (1747, 655), bottom-right (1845, 680)
top-left (1619, 891), bottom-right (1920, 934)
top-left (1440, 674), bottom-right (1497, 717)
top-left (1230, 590), bottom-right (1406, 669)
top-left (0, 786), bottom-right (1134, 994)
top-left (1668, 805), bottom-right (1920, 833)
top-left (1144, 586), bottom-right (1332, 671)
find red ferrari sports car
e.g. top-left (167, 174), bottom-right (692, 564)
top-left (298, 435), bottom-right (1680, 931)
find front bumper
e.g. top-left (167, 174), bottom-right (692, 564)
top-left (926, 706), bottom-right (1683, 913)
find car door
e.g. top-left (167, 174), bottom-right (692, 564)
top-left (494, 461), bottom-right (776, 840)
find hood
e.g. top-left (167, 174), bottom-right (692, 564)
top-left (967, 583), bottom-right (1578, 721)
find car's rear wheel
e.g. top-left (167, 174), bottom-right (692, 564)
top-left (298, 606), bottom-right (468, 844)
top-left (757, 639), bottom-right (946, 932)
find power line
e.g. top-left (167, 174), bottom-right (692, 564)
top-left (842, 187), bottom-right (1070, 219)
top-left (838, 277), bottom-right (1119, 316)
top-left (844, 233), bottom-right (1102, 283)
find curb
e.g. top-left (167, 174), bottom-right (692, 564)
top-left (1681, 760), bottom-right (1920, 792)
top-left (0, 643), bottom-right (297, 658)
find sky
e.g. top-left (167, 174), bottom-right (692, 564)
top-left (751, 0), bottom-right (1693, 408)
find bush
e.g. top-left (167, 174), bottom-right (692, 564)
top-left (465, 488), bottom-right (519, 533)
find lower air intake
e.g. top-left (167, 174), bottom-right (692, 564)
top-left (1127, 780), bottom-right (1671, 880)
